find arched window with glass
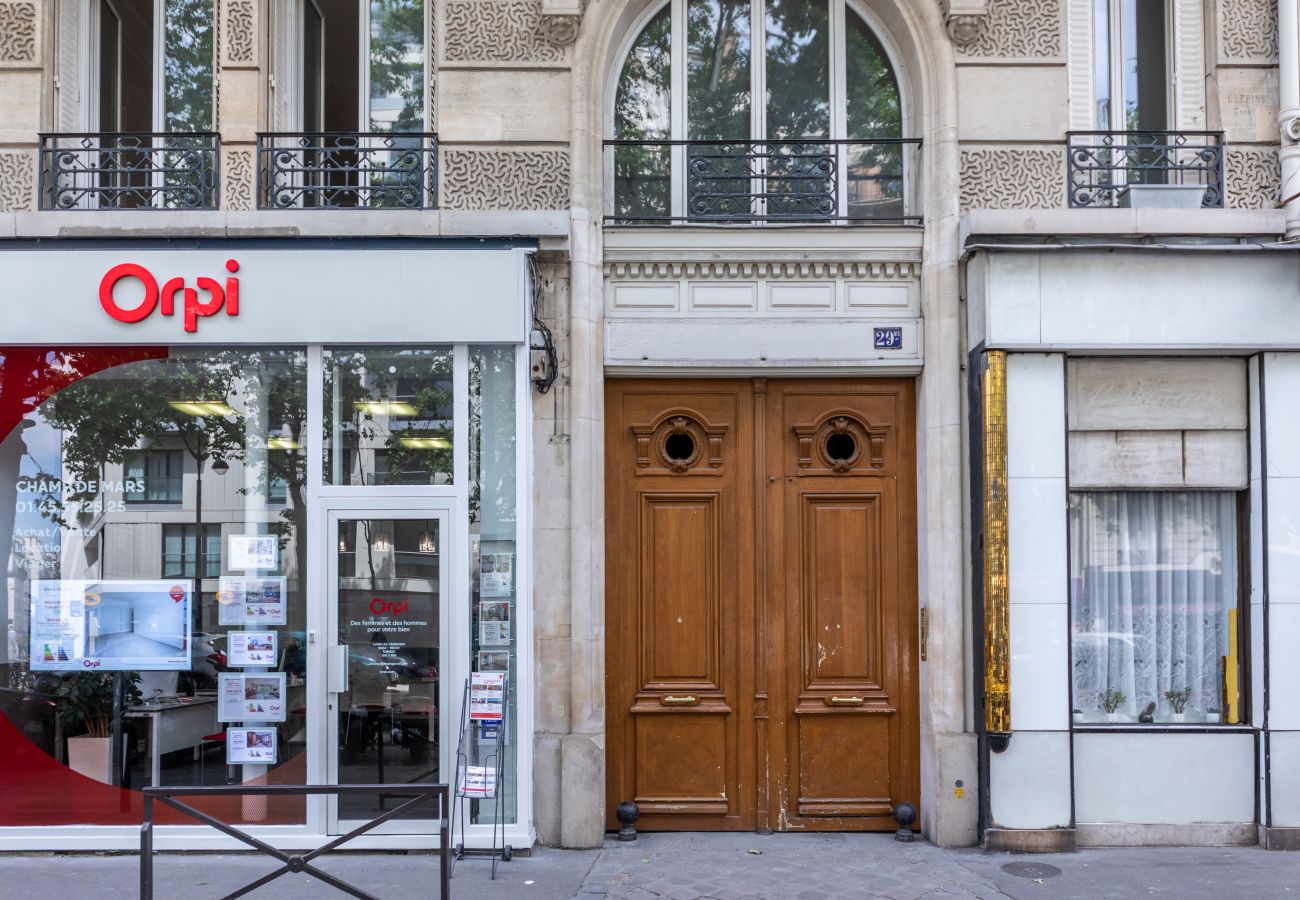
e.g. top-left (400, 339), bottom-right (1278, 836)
top-left (609, 0), bottom-right (914, 224)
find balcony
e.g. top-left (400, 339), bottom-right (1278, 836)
top-left (38, 133), bottom-right (220, 210)
top-left (256, 132), bottom-right (439, 210)
top-left (604, 138), bottom-right (922, 226)
top-left (1067, 131), bottom-right (1224, 209)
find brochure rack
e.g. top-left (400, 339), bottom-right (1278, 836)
top-left (450, 674), bottom-right (511, 879)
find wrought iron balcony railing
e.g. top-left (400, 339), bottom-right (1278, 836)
top-left (39, 133), bottom-right (220, 210)
top-left (1067, 131), bottom-right (1224, 208)
top-left (604, 138), bottom-right (922, 225)
top-left (257, 132), bottom-right (438, 209)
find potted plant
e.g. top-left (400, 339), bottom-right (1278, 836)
top-left (1100, 688), bottom-right (1126, 723)
top-left (52, 672), bottom-right (140, 785)
top-left (1165, 687), bottom-right (1192, 723)
top-left (1206, 707), bottom-right (1223, 724)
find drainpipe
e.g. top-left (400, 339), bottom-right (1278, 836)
top-left (1279, 0), bottom-right (1300, 236)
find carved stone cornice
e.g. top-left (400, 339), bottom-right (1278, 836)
top-left (941, 0), bottom-right (989, 47)
top-left (605, 260), bottom-right (920, 280)
top-left (541, 0), bottom-right (584, 46)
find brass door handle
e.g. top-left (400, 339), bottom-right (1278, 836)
top-left (827, 695), bottom-right (864, 706)
top-left (662, 695), bottom-right (699, 706)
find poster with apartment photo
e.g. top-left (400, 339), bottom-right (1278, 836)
top-left (479, 552), bottom-right (514, 597)
top-left (479, 600), bottom-right (511, 646)
top-left (217, 672), bottom-right (287, 723)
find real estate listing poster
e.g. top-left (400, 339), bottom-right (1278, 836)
top-left (226, 727), bottom-right (278, 764)
top-left (29, 579), bottom-right (192, 672)
top-left (478, 600), bottom-right (511, 646)
top-left (228, 631), bottom-right (278, 667)
top-left (469, 671), bottom-right (506, 721)
top-left (479, 552), bottom-right (514, 598)
top-left (459, 764), bottom-right (498, 798)
top-left (217, 672), bottom-right (287, 723)
top-left (217, 576), bottom-right (287, 626)
top-left (229, 534), bottom-right (279, 571)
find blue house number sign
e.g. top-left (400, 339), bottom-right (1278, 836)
top-left (874, 327), bottom-right (903, 350)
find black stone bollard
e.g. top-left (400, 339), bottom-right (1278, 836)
top-left (892, 802), bottom-right (917, 843)
top-left (616, 801), bottom-right (640, 842)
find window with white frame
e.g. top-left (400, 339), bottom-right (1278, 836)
top-left (1069, 490), bottom-right (1243, 725)
top-left (1093, 0), bottom-right (1170, 132)
top-left (610, 0), bottom-right (907, 223)
top-left (1066, 359), bottom-right (1248, 727)
top-left (55, 0), bottom-right (216, 134)
top-left (271, 0), bottom-right (428, 133)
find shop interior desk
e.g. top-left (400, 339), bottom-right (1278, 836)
top-left (125, 697), bottom-right (219, 787)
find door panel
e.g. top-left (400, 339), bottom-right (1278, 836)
top-left (607, 382), bottom-right (754, 831)
top-left (770, 380), bottom-right (916, 831)
top-left (606, 378), bottom-right (917, 833)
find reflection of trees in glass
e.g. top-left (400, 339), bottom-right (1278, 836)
top-left (611, 0), bottom-right (906, 220)
top-left (325, 350), bottom-right (453, 487)
top-left (845, 10), bottom-right (902, 215)
top-left (42, 353), bottom-right (247, 522)
top-left (163, 0), bottom-right (216, 132)
top-left (614, 8), bottom-right (672, 220)
top-left (764, 0), bottom-right (829, 140)
top-left (369, 0), bottom-right (425, 132)
top-left (615, 8), bottom-right (671, 140)
top-left (687, 0), bottom-right (751, 141)
top-left (469, 348), bottom-right (516, 528)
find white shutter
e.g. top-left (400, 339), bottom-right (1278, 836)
top-left (55, 0), bottom-right (87, 131)
top-left (271, 0), bottom-right (300, 131)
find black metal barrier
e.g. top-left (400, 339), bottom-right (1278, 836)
top-left (140, 783), bottom-right (450, 900)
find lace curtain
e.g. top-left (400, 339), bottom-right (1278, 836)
top-left (1069, 491), bottom-right (1238, 724)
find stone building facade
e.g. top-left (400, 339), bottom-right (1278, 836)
top-left (0, 0), bottom-right (1293, 853)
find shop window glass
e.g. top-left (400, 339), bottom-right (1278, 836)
top-left (125, 449), bottom-right (184, 503)
top-left (1069, 491), bottom-right (1243, 725)
top-left (161, 523), bottom-right (222, 578)
top-left (323, 347), bottom-right (454, 487)
top-left (468, 346), bottom-right (517, 825)
top-left (0, 347), bottom-right (309, 827)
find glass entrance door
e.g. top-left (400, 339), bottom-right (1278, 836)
top-left (326, 508), bottom-right (449, 833)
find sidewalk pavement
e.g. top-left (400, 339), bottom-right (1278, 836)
top-left (1, 833), bottom-right (1299, 899)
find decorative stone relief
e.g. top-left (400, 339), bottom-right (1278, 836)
top-left (942, 0), bottom-right (989, 47)
top-left (540, 0), bottom-right (583, 45)
top-left (443, 0), bottom-right (565, 64)
top-left (224, 148), bottom-right (255, 211)
top-left (441, 149), bottom-right (570, 209)
top-left (1224, 146), bottom-right (1280, 210)
top-left (946, 15), bottom-right (987, 46)
top-left (0, 152), bottom-right (34, 211)
top-left (1218, 0), bottom-right (1277, 64)
top-left (0, 2), bottom-right (38, 65)
top-left (956, 0), bottom-right (1061, 59)
top-left (222, 0), bottom-right (257, 66)
top-left (959, 147), bottom-right (1065, 209)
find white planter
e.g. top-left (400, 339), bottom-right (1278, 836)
top-left (1207, 712), bottom-right (1222, 724)
top-left (1107, 711), bottom-right (1119, 723)
top-left (1117, 184), bottom-right (1207, 209)
top-left (1172, 711), bottom-right (1185, 723)
top-left (67, 736), bottom-right (113, 785)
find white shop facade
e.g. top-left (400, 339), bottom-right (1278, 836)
top-left (0, 238), bottom-right (537, 851)
top-left (965, 220), bottom-right (1300, 852)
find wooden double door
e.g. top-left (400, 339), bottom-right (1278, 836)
top-left (605, 378), bottom-right (919, 833)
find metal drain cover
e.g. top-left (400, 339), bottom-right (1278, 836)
top-left (1001, 862), bottom-right (1063, 879)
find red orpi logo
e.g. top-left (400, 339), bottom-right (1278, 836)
top-left (370, 597), bottom-right (409, 618)
top-left (99, 259), bottom-right (241, 333)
